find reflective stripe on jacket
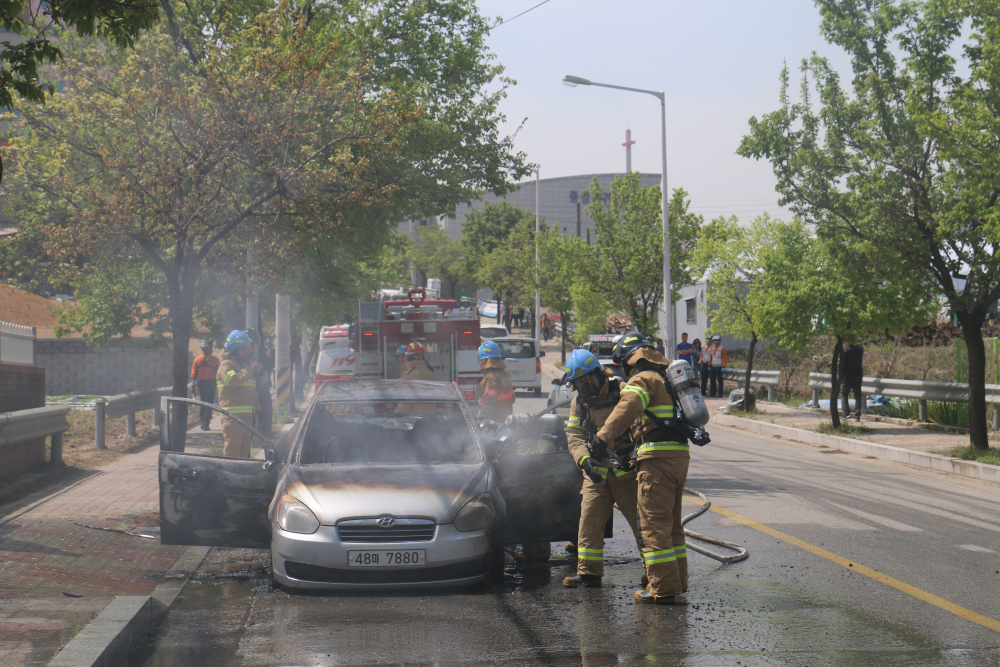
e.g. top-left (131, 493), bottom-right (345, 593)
top-left (216, 351), bottom-right (260, 418)
top-left (596, 347), bottom-right (689, 461)
top-left (566, 369), bottom-right (634, 478)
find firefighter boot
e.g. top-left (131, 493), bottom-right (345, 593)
top-left (563, 574), bottom-right (602, 588)
top-left (634, 590), bottom-right (678, 605)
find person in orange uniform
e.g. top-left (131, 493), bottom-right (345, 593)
top-left (475, 340), bottom-right (514, 422)
top-left (190, 339), bottom-right (220, 431)
top-left (395, 342), bottom-right (438, 413)
top-left (595, 331), bottom-right (691, 604)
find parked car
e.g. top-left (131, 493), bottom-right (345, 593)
top-left (493, 337), bottom-right (544, 396)
top-left (479, 325), bottom-right (510, 342)
top-left (157, 380), bottom-right (582, 590)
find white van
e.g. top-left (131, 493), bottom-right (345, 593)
top-left (493, 337), bottom-right (544, 395)
top-left (315, 324), bottom-right (355, 387)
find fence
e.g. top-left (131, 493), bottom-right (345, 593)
top-left (0, 322), bottom-right (36, 366)
top-left (808, 372), bottom-right (1000, 425)
top-left (94, 387), bottom-right (171, 449)
top-left (0, 405), bottom-right (71, 469)
top-left (722, 369), bottom-right (781, 402)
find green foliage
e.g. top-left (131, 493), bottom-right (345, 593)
top-left (476, 226), bottom-right (535, 310)
top-left (408, 226), bottom-right (472, 297)
top-left (537, 229), bottom-right (588, 363)
top-left (461, 201), bottom-right (539, 262)
top-left (570, 281), bottom-right (614, 341)
top-left (940, 446), bottom-right (1000, 466)
top-left (583, 174), bottom-right (703, 338)
top-left (0, 0), bottom-right (159, 109)
top-left (817, 422), bottom-right (875, 436)
top-left (738, 0), bottom-right (1000, 448)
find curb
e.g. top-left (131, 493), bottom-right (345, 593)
top-left (48, 545), bottom-right (210, 667)
top-left (711, 414), bottom-right (1000, 484)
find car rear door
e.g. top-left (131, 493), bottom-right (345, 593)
top-left (498, 339), bottom-right (535, 386)
top-left (158, 397), bottom-right (278, 548)
top-left (493, 431), bottom-right (582, 544)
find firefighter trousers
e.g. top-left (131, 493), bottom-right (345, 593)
top-left (576, 470), bottom-right (640, 577)
top-left (222, 415), bottom-right (253, 458)
top-left (636, 457), bottom-right (689, 597)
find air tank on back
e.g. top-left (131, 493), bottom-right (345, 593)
top-left (667, 359), bottom-right (710, 428)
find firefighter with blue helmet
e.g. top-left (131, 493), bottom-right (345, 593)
top-left (476, 340), bottom-right (514, 422)
top-left (562, 348), bottom-right (643, 588)
top-left (216, 330), bottom-right (262, 457)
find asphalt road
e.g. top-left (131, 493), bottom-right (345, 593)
top-left (140, 390), bottom-right (1000, 666)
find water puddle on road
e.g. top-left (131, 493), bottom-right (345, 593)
top-left (139, 557), bottom-right (1000, 667)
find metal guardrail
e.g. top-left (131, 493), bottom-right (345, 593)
top-left (723, 369), bottom-right (781, 402)
top-left (0, 405), bottom-right (71, 467)
top-left (808, 372), bottom-right (1000, 424)
top-left (0, 321), bottom-right (36, 365)
top-left (95, 387), bottom-right (171, 449)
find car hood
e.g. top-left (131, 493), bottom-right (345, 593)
top-left (283, 462), bottom-right (490, 525)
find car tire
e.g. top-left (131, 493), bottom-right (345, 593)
top-left (533, 387), bottom-right (541, 396)
top-left (486, 526), bottom-right (505, 585)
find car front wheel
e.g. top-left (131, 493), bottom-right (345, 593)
top-left (486, 526), bottom-right (505, 585)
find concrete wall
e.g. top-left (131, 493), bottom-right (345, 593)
top-left (36, 338), bottom-right (192, 396)
top-left (0, 363), bottom-right (47, 476)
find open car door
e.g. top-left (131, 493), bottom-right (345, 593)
top-left (158, 397), bottom-right (277, 548)
top-left (493, 416), bottom-right (582, 545)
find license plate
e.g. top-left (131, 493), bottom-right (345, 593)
top-left (348, 549), bottom-right (426, 567)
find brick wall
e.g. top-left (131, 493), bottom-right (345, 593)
top-left (36, 338), bottom-right (192, 396)
top-left (0, 363), bottom-right (45, 412)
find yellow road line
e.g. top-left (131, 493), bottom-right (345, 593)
top-left (694, 497), bottom-right (1000, 633)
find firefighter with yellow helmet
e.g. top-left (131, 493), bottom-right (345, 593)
top-left (595, 331), bottom-right (692, 604)
top-left (475, 340), bottom-right (515, 422)
top-left (562, 348), bottom-right (644, 588)
top-left (216, 330), bottom-right (262, 458)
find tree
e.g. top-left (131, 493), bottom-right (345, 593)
top-left (738, 0), bottom-right (1000, 448)
top-left (408, 226), bottom-right (472, 298)
top-left (570, 279), bottom-right (614, 341)
top-left (694, 213), bottom-right (779, 406)
top-left (4, 14), bottom-right (410, 435)
top-left (463, 201), bottom-right (540, 320)
top-left (476, 227), bottom-right (535, 321)
top-left (0, 0), bottom-right (159, 109)
top-left (537, 229), bottom-right (586, 364)
top-left (583, 174), bottom-right (703, 338)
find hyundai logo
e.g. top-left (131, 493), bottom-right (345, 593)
top-left (376, 516), bottom-right (396, 528)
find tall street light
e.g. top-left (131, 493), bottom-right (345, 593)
top-left (563, 74), bottom-right (673, 354)
top-left (534, 168), bottom-right (542, 344)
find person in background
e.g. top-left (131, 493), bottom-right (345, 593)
top-left (841, 342), bottom-right (865, 419)
top-left (475, 340), bottom-right (515, 422)
top-left (700, 337), bottom-right (715, 395)
top-left (708, 334), bottom-right (727, 398)
top-left (516, 308), bottom-right (525, 329)
top-left (691, 339), bottom-right (703, 382)
top-left (675, 333), bottom-right (694, 367)
top-left (190, 339), bottom-right (220, 431)
top-left (656, 338), bottom-right (665, 356)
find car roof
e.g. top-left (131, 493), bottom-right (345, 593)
top-left (493, 336), bottom-right (536, 343)
top-left (316, 380), bottom-right (460, 403)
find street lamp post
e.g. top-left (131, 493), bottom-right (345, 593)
top-left (535, 168), bottom-right (541, 344)
top-left (563, 75), bottom-right (673, 354)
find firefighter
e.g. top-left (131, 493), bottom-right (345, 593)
top-left (190, 339), bottom-right (220, 431)
top-left (216, 330), bottom-right (262, 458)
top-left (246, 329), bottom-right (273, 434)
top-left (396, 342), bottom-right (438, 413)
top-left (475, 340), bottom-right (514, 422)
top-left (708, 334), bottom-right (727, 398)
top-left (595, 331), bottom-right (690, 604)
top-left (562, 349), bottom-right (643, 588)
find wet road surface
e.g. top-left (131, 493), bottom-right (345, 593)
top-left (141, 393), bottom-right (1000, 666)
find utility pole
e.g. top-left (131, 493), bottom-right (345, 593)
top-left (623, 128), bottom-right (635, 173)
top-left (275, 294), bottom-right (292, 412)
top-left (535, 168), bottom-right (541, 343)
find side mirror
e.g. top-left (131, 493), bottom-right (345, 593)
top-left (539, 351), bottom-right (546, 357)
top-left (550, 378), bottom-right (561, 386)
top-left (266, 449), bottom-right (276, 462)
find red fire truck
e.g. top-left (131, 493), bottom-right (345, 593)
top-left (354, 289), bottom-right (483, 400)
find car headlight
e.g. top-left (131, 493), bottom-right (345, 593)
top-left (454, 493), bottom-right (496, 532)
top-left (275, 495), bottom-right (320, 534)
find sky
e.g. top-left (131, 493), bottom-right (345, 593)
top-left (475, 0), bottom-right (854, 223)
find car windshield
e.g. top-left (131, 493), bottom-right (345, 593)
top-left (481, 327), bottom-right (507, 338)
top-left (299, 402), bottom-right (480, 465)
top-left (497, 340), bottom-right (535, 359)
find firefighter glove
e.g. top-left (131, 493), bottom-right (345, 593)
top-left (579, 457), bottom-right (604, 484)
top-left (587, 435), bottom-right (609, 462)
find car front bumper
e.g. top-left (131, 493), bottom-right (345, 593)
top-left (271, 522), bottom-right (490, 590)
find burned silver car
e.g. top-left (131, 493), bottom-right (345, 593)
top-left (158, 381), bottom-right (581, 590)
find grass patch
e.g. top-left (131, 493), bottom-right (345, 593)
top-left (939, 446), bottom-right (1000, 466)
top-left (818, 422), bottom-right (876, 436)
top-left (868, 400), bottom-right (969, 428)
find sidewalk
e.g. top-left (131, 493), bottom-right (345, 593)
top-left (0, 442), bottom-right (186, 666)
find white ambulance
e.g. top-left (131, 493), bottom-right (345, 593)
top-left (315, 324), bottom-right (356, 388)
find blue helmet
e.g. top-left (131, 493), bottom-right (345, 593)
top-left (477, 340), bottom-right (502, 360)
top-left (224, 330), bottom-right (251, 351)
top-left (396, 344), bottom-right (407, 356)
top-left (565, 348), bottom-right (602, 381)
